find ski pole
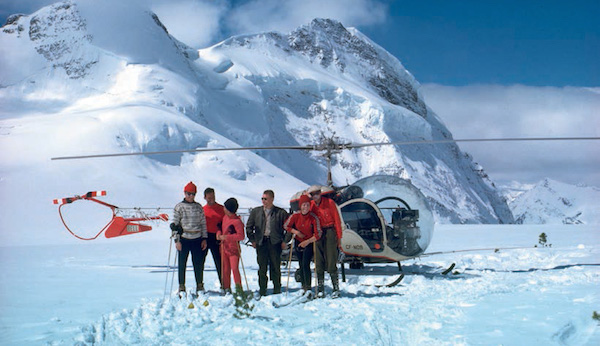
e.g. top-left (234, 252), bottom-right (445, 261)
top-left (238, 242), bottom-right (250, 292)
top-left (163, 237), bottom-right (173, 302)
top-left (170, 243), bottom-right (178, 297)
top-left (221, 240), bottom-right (225, 292)
top-left (285, 235), bottom-right (295, 296)
top-left (313, 241), bottom-right (317, 296)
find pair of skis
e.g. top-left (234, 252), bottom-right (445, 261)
top-left (178, 290), bottom-right (209, 309)
top-left (272, 290), bottom-right (317, 308)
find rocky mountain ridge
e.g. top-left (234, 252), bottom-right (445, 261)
top-left (1, 0), bottom-right (514, 224)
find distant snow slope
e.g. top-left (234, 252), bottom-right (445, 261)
top-left (1, 0), bottom-right (513, 228)
top-left (503, 179), bottom-right (600, 224)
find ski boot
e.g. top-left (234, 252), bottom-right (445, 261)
top-left (196, 283), bottom-right (205, 294)
top-left (178, 284), bottom-right (186, 299)
top-left (302, 286), bottom-right (315, 300)
top-left (331, 275), bottom-right (341, 299)
top-left (316, 279), bottom-right (325, 298)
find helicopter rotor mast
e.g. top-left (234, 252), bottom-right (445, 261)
top-left (312, 135), bottom-right (351, 187)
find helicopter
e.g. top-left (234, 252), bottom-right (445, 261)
top-left (51, 135), bottom-right (599, 285)
top-left (285, 174), bottom-right (433, 286)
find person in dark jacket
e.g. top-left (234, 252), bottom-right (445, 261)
top-left (246, 190), bottom-right (290, 296)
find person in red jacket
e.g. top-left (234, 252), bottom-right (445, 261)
top-left (202, 187), bottom-right (224, 288)
top-left (308, 185), bottom-right (343, 298)
top-left (217, 198), bottom-right (245, 296)
top-left (284, 194), bottom-right (322, 294)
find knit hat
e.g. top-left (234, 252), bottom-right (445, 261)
top-left (224, 198), bottom-right (239, 213)
top-left (299, 194), bottom-right (311, 205)
top-left (184, 182), bottom-right (197, 194)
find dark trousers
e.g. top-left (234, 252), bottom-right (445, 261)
top-left (202, 232), bottom-right (222, 286)
top-left (178, 237), bottom-right (207, 287)
top-left (316, 227), bottom-right (338, 281)
top-left (256, 238), bottom-right (282, 295)
top-left (295, 240), bottom-right (314, 290)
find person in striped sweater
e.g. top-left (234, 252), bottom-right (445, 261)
top-left (171, 182), bottom-right (208, 295)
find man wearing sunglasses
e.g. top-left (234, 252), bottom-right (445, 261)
top-left (246, 190), bottom-right (290, 296)
top-left (171, 182), bottom-right (208, 296)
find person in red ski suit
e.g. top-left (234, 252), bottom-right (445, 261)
top-left (217, 198), bottom-right (245, 295)
top-left (284, 194), bottom-right (321, 293)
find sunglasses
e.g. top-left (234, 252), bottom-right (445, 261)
top-left (261, 197), bottom-right (268, 201)
top-left (310, 192), bottom-right (321, 196)
top-left (186, 192), bottom-right (196, 196)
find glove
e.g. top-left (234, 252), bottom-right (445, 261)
top-left (170, 222), bottom-right (183, 235)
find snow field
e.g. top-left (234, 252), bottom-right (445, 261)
top-left (74, 247), bottom-right (599, 345)
top-left (2, 225), bottom-right (592, 345)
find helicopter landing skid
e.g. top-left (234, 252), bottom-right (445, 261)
top-left (361, 273), bottom-right (405, 288)
top-left (441, 263), bottom-right (456, 275)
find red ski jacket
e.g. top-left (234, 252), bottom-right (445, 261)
top-left (218, 214), bottom-right (245, 256)
top-left (204, 203), bottom-right (225, 234)
top-left (284, 211), bottom-right (322, 240)
top-left (310, 197), bottom-right (342, 239)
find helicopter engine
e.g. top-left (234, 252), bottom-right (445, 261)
top-left (389, 208), bottom-right (422, 257)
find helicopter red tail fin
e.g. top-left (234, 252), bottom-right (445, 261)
top-left (104, 217), bottom-right (152, 238)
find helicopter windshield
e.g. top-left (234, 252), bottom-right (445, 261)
top-left (349, 175), bottom-right (434, 256)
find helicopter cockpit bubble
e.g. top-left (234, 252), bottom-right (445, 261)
top-left (349, 175), bottom-right (434, 257)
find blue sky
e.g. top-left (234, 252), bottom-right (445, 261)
top-left (361, 0), bottom-right (599, 87)
top-left (2, 0), bottom-right (598, 87)
top-left (1, 0), bottom-right (598, 186)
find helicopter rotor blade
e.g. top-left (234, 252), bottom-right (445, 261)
top-left (346, 136), bottom-right (600, 149)
top-left (50, 145), bottom-right (313, 161)
top-left (50, 136), bottom-right (600, 161)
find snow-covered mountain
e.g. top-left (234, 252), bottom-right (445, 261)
top-left (0, 0), bottom-right (514, 244)
top-left (502, 179), bottom-right (600, 224)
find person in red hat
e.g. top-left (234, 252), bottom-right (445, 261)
top-left (170, 182), bottom-right (208, 295)
top-left (284, 194), bottom-right (321, 294)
